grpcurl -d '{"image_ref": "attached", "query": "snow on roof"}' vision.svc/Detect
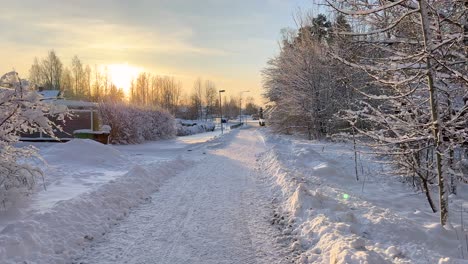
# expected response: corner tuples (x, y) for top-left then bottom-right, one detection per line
(52, 99), (97, 109)
(39, 90), (61, 99)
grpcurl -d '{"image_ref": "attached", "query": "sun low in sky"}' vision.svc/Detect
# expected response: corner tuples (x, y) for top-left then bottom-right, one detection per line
(103, 64), (143, 92)
(0, 0), (314, 101)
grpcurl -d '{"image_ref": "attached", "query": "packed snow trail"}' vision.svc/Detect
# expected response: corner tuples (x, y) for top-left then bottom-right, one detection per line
(76, 128), (290, 264)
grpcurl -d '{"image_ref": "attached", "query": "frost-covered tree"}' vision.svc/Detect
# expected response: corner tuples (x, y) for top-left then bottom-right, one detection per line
(0, 73), (67, 208)
(263, 14), (359, 139)
(327, 0), (467, 225)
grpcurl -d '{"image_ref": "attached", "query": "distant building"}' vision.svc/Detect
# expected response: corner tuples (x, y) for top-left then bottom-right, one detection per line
(21, 86), (98, 142)
(20, 98), (99, 142)
(0, 71), (101, 142)
(37, 87), (64, 100)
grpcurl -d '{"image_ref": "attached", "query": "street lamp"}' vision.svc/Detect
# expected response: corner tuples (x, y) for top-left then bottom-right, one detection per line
(239, 90), (250, 125)
(219, 90), (225, 134)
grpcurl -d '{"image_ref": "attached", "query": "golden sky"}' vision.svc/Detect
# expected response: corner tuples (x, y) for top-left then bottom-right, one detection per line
(0, 0), (316, 102)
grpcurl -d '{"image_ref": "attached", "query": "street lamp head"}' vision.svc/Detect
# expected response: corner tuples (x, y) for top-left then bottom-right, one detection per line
(219, 90), (225, 93)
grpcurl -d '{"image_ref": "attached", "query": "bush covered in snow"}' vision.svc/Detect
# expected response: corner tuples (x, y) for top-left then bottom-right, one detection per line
(98, 100), (176, 144)
(176, 119), (215, 136)
(0, 75), (67, 209)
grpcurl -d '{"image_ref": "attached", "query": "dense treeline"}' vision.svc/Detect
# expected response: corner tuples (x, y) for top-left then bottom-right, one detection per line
(28, 51), (259, 120)
(263, 1), (467, 225)
(263, 14), (368, 139)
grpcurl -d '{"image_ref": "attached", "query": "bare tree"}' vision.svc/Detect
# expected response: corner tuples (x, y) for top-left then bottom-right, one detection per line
(84, 65), (92, 98)
(28, 51), (63, 90)
(193, 78), (204, 120)
(61, 67), (73, 96)
(204, 80), (217, 121)
(243, 96), (258, 115)
(41, 50), (63, 90)
(71, 55), (84, 98)
(93, 64), (102, 101)
(28, 58), (42, 89)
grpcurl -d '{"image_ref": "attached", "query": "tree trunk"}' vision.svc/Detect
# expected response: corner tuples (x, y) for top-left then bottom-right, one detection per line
(307, 123), (312, 140)
(352, 127), (359, 181)
(418, 0), (448, 225)
(422, 177), (437, 213)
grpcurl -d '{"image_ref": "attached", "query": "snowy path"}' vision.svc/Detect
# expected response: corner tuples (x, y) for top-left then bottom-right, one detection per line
(76, 128), (290, 264)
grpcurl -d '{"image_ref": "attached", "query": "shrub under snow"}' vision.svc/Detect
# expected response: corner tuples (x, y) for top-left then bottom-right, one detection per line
(176, 119), (215, 136)
(98, 101), (176, 144)
(0, 76), (67, 209)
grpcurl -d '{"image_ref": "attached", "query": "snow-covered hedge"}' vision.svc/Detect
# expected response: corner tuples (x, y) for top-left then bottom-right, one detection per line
(98, 101), (176, 144)
(176, 119), (215, 136)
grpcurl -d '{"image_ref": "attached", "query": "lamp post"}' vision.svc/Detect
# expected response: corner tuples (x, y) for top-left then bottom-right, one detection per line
(239, 90), (250, 125)
(219, 89), (225, 134)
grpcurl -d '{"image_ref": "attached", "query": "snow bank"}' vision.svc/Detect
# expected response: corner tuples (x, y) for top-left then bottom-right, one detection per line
(176, 119), (216, 136)
(42, 139), (127, 168)
(0, 159), (193, 264)
(258, 132), (468, 264)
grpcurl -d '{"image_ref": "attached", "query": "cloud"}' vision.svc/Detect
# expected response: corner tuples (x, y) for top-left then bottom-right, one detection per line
(0, 0), (306, 101)
(2, 13), (228, 57)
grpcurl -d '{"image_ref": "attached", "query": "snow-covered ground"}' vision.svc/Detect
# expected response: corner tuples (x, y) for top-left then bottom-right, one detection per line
(258, 131), (468, 264)
(0, 129), (230, 263)
(2, 125), (467, 263)
(75, 128), (289, 264)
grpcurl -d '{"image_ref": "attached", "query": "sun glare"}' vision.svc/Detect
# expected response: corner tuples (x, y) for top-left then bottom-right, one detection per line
(102, 63), (143, 93)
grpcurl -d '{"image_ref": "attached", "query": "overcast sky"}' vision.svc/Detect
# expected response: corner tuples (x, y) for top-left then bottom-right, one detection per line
(0, 0), (320, 100)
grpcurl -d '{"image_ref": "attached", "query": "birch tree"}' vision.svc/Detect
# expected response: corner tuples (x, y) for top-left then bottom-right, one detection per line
(326, 0), (467, 225)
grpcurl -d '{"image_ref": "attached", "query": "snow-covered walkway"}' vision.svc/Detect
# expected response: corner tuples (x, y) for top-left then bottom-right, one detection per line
(75, 129), (289, 264)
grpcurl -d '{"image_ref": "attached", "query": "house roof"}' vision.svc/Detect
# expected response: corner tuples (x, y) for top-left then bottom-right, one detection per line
(39, 90), (61, 99)
(52, 99), (97, 109)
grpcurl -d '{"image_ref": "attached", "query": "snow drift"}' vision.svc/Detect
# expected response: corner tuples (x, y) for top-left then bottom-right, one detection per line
(0, 158), (192, 264)
(43, 139), (127, 168)
(258, 131), (468, 264)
